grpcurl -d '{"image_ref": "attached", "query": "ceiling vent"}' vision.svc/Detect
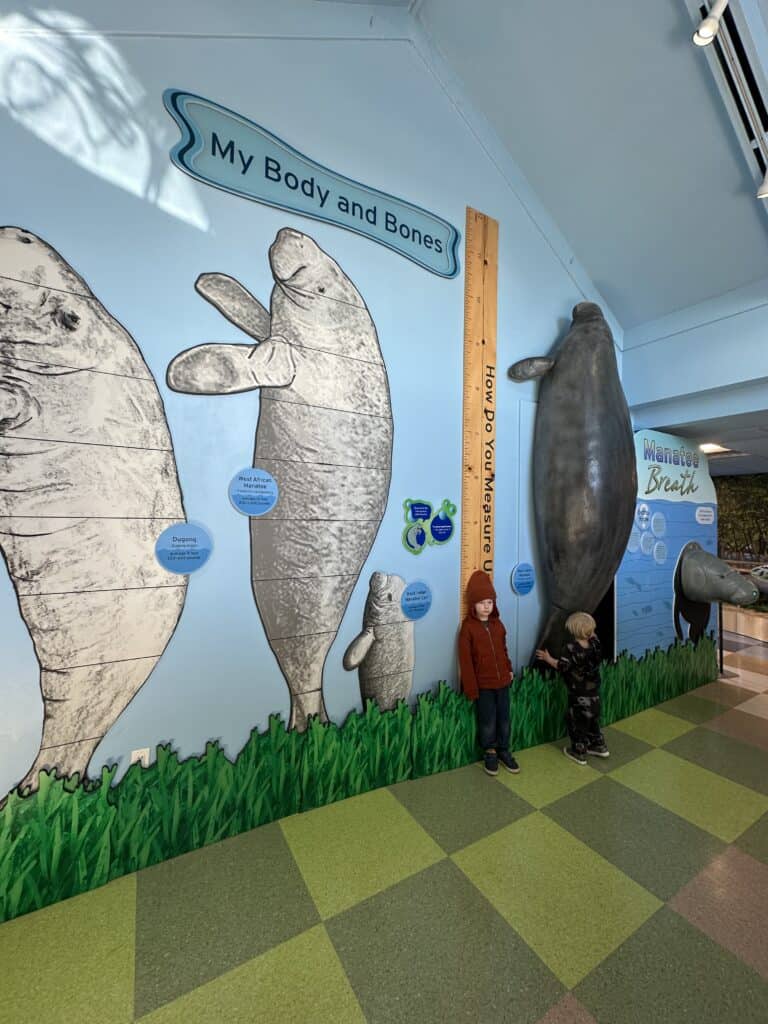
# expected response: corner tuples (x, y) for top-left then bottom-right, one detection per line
(689, 1), (768, 198)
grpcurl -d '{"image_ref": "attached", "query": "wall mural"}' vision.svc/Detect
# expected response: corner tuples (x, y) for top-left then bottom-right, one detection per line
(167, 228), (393, 730)
(714, 474), (768, 564)
(0, 226), (187, 792)
(508, 302), (636, 660)
(343, 571), (414, 710)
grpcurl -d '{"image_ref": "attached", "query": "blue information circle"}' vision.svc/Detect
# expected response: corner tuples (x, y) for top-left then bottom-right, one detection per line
(401, 580), (433, 620)
(430, 511), (454, 543)
(229, 467), (278, 517)
(155, 522), (213, 575)
(511, 562), (536, 596)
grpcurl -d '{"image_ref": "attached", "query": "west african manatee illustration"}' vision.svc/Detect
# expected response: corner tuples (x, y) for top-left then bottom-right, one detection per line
(167, 228), (393, 730)
(343, 572), (414, 709)
(0, 227), (187, 792)
(509, 302), (636, 660)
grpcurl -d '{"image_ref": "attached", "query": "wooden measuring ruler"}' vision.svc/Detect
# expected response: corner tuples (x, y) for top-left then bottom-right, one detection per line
(461, 207), (499, 608)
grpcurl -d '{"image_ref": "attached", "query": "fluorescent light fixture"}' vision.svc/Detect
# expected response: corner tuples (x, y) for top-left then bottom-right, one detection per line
(699, 442), (731, 453)
(758, 169), (768, 199)
(693, 0), (729, 46)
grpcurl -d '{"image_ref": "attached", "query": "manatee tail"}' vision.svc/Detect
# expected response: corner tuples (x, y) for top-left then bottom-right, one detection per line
(530, 607), (571, 668)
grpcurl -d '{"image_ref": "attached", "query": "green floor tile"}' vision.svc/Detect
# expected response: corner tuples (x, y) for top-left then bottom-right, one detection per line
(690, 681), (760, 708)
(494, 742), (601, 808)
(576, 727), (652, 774)
(544, 776), (725, 900)
(136, 925), (365, 1024)
(134, 823), (319, 1018)
(611, 708), (695, 747)
(575, 907), (768, 1023)
(326, 859), (564, 1024)
(280, 787), (444, 919)
(452, 813), (661, 988)
(664, 727), (768, 796)
(0, 876), (135, 1024)
(658, 693), (724, 724)
(611, 749), (768, 842)
(736, 812), (768, 865)
(390, 763), (533, 853)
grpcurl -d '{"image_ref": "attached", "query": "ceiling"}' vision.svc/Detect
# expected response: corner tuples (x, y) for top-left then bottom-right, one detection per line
(658, 409), (768, 474)
(415, 0), (768, 330)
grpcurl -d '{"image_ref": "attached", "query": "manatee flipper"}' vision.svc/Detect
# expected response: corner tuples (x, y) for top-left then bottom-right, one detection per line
(508, 357), (555, 382)
(673, 595), (685, 642)
(167, 339), (296, 394)
(531, 606), (571, 666)
(195, 273), (271, 341)
(343, 628), (375, 670)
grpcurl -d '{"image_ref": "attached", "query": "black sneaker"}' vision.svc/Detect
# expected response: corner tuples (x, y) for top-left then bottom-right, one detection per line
(498, 751), (520, 774)
(483, 751), (499, 776)
(587, 743), (610, 758)
(563, 746), (587, 766)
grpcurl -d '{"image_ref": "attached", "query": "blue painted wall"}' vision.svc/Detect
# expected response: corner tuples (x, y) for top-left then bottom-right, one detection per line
(0, 1), (615, 794)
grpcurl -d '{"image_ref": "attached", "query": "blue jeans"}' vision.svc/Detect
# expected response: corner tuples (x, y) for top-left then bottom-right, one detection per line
(477, 686), (511, 753)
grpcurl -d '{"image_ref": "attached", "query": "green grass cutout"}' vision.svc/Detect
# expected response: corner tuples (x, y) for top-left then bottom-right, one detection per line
(0, 638), (716, 925)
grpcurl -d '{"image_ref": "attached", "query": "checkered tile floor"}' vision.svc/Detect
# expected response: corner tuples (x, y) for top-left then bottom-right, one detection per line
(3, 632), (768, 1023)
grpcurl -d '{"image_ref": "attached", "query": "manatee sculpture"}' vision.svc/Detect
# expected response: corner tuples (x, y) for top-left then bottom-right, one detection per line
(0, 227), (187, 791)
(167, 228), (393, 729)
(343, 572), (414, 709)
(673, 541), (758, 643)
(509, 302), (636, 659)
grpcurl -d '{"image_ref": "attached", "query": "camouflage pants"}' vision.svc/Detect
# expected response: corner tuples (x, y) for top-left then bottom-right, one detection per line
(565, 693), (603, 754)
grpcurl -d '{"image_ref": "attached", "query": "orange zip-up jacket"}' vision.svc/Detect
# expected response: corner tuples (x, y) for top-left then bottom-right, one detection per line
(457, 570), (514, 701)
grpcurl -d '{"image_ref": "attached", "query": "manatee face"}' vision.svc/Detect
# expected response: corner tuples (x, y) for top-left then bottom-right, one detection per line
(364, 571), (407, 626)
(681, 544), (759, 606)
(269, 228), (363, 310)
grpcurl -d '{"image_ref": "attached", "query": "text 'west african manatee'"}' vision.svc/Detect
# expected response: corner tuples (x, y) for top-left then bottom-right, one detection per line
(163, 89), (460, 278)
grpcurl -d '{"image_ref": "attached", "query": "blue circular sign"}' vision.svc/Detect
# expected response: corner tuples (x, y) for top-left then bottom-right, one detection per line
(430, 510), (454, 543)
(155, 522), (213, 575)
(229, 467), (278, 517)
(511, 562), (535, 596)
(401, 580), (433, 620)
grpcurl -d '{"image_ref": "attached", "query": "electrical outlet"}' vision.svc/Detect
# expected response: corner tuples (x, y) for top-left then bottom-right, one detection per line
(130, 748), (150, 769)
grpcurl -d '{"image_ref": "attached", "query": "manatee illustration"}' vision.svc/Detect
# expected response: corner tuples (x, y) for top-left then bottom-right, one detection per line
(167, 228), (393, 730)
(0, 227), (187, 791)
(343, 572), (413, 709)
(673, 541), (758, 643)
(509, 302), (636, 659)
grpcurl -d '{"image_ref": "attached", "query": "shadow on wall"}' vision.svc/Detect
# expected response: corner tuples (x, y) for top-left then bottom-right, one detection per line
(0, 9), (208, 229)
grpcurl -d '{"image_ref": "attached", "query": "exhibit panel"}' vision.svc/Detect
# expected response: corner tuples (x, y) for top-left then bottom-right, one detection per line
(616, 430), (720, 658)
(0, 2), (722, 925)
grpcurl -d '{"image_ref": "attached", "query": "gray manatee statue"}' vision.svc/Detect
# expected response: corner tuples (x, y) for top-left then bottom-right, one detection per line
(0, 227), (187, 792)
(673, 541), (758, 643)
(342, 572), (414, 709)
(167, 228), (393, 730)
(509, 302), (636, 660)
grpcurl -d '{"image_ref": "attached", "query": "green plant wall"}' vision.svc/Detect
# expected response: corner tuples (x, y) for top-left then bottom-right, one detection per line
(0, 639), (717, 926)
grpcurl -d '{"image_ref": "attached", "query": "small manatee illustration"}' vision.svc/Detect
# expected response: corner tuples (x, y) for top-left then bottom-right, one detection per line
(343, 572), (414, 709)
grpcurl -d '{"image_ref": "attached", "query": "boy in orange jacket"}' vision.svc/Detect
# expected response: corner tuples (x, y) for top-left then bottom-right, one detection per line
(458, 570), (520, 777)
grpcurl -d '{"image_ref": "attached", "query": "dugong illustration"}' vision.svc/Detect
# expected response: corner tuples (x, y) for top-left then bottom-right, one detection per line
(509, 302), (636, 659)
(167, 228), (393, 730)
(673, 541), (758, 643)
(343, 572), (414, 709)
(0, 227), (187, 791)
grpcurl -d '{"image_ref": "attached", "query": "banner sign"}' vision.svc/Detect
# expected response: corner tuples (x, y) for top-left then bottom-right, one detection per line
(163, 89), (460, 278)
(616, 430), (718, 659)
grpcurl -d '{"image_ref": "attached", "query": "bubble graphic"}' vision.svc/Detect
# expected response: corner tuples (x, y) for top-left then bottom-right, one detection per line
(627, 528), (641, 554)
(653, 541), (667, 565)
(640, 532), (654, 556)
(635, 503), (651, 531)
(651, 512), (666, 538)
